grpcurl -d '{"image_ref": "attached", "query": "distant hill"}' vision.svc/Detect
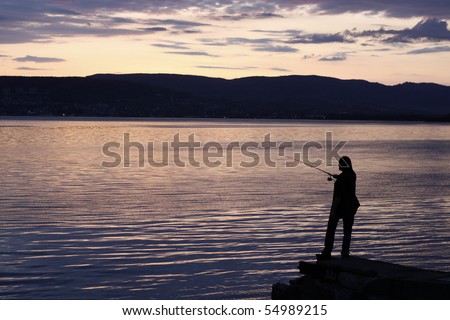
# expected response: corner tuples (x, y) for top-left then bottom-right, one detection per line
(1, 74), (449, 120)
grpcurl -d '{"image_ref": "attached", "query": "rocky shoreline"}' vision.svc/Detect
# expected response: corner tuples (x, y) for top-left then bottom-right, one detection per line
(272, 256), (450, 299)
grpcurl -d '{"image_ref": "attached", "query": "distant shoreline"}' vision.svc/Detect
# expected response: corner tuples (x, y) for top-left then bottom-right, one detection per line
(1, 74), (449, 122)
(1, 115), (449, 124)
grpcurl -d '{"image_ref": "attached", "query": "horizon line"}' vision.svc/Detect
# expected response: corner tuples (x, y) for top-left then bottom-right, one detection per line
(1, 72), (449, 87)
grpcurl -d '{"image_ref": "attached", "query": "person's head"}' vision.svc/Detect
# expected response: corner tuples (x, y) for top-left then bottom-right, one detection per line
(338, 156), (353, 171)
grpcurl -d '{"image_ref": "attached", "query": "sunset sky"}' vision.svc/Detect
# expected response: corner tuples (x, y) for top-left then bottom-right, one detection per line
(1, 1), (450, 85)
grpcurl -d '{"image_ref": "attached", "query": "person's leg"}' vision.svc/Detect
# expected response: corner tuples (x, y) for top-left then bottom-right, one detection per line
(341, 215), (355, 257)
(322, 213), (340, 256)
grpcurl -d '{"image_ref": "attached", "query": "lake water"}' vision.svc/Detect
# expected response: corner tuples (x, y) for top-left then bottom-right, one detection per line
(1, 117), (449, 299)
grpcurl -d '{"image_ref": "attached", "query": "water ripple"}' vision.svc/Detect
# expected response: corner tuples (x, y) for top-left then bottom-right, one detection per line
(1, 119), (449, 299)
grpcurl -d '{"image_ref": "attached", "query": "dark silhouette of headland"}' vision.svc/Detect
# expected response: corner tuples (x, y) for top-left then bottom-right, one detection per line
(1, 74), (449, 121)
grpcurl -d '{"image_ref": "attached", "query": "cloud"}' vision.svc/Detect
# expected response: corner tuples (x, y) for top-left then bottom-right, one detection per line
(1, 1), (450, 46)
(255, 12), (283, 19)
(354, 18), (450, 43)
(386, 18), (450, 42)
(0, 29), (45, 44)
(141, 27), (168, 33)
(0, 3), (211, 43)
(252, 18), (450, 47)
(4, 1), (448, 19)
(253, 45), (298, 53)
(303, 54), (321, 60)
(109, 17), (137, 24)
(319, 53), (347, 61)
(200, 37), (298, 53)
(270, 67), (291, 72)
(211, 1), (283, 20)
(251, 28), (355, 45)
(165, 51), (218, 57)
(198, 38), (228, 46)
(152, 42), (190, 50)
(0, 15), (173, 43)
(406, 45), (450, 55)
(46, 8), (82, 16)
(215, 12), (284, 21)
(176, 29), (203, 34)
(14, 55), (65, 63)
(287, 31), (354, 44)
(147, 19), (210, 29)
(2, 1), (450, 27)
(199, 37), (273, 47)
(16, 67), (49, 70)
(285, 1), (450, 19)
(226, 37), (273, 45)
(33, 25), (162, 38)
(251, 29), (301, 36)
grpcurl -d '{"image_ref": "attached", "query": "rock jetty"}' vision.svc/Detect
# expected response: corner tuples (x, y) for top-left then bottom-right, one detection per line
(272, 257), (450, 299)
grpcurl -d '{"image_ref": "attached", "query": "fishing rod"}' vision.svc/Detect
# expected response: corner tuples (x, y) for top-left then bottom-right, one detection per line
(282, 156), (336, 181)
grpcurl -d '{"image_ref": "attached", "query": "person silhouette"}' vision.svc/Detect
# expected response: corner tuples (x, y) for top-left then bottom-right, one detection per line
(317, 156), (360, 260)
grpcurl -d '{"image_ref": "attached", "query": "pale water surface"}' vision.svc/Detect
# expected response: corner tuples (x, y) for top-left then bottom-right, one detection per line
(1, 118), (449, 299)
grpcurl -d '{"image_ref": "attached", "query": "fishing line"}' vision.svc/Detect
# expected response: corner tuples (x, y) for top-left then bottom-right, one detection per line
(279, 156), (336, 181)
